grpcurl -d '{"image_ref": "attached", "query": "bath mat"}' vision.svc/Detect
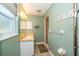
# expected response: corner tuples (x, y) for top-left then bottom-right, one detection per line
(37, 44), (49, 53)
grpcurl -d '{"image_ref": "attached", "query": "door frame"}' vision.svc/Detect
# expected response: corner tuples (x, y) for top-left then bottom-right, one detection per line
(44, 16), (49, 44)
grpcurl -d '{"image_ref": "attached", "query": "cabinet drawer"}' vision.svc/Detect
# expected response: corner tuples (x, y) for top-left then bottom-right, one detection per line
(20, 41), (34, 46)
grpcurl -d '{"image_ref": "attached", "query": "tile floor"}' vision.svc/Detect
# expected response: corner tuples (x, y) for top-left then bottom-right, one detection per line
(34, 43), (53, 56)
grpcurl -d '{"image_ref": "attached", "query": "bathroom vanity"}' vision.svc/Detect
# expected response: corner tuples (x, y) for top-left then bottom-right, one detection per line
(20, 33), (34, 56)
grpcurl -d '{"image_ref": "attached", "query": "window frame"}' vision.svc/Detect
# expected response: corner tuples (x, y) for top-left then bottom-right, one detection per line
(0, 4), (18, 41)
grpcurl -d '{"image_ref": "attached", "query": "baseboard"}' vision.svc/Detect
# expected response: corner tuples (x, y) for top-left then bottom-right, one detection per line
(35, 42), (44, 45)
(35, 42), (54, 56)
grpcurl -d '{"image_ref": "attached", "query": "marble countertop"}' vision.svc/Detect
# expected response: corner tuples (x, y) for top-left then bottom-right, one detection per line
(20, 33), (34, 42)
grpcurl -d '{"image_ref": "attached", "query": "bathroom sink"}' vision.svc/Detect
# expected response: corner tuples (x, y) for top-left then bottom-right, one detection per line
(20, 33), (34, 42)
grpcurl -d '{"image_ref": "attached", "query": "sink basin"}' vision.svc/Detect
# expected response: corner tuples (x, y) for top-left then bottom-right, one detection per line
(20, 33), (34, 42)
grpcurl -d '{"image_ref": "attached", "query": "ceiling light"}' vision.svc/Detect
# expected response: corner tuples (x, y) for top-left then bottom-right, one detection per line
(20, 11), (27, 20)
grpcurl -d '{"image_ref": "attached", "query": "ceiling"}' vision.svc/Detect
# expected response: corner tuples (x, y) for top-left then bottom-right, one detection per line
(1, 3), (17, 15)
(22, 3), (52, 16)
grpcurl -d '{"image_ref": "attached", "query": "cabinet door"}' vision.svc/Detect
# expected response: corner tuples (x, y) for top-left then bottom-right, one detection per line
(20, 41), (34, 56)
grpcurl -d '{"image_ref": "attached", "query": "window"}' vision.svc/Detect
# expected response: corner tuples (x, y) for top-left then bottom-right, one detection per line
(0, 4), (18, 41)
(0, 14), (12, 33)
